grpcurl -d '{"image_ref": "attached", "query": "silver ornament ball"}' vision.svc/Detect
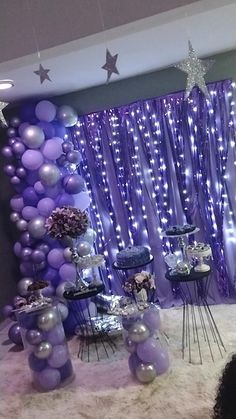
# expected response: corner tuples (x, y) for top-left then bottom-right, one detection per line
(34, 341), (52, 359)
(136, 363), (157, 383)
(37, 309), (58, 331)
(28, 216), (46, 239)
(39, 163), (60, 187)
(26, 329), (43, 345)
(17, 277), (33, 296)
(128, 321), (150, 343)
(77, 241), (92, 257)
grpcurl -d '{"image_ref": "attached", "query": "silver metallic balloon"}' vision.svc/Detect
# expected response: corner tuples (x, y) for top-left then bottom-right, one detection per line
(128, 321), (150, 343)
(57, 105), (78, 127)
(34, 341), (52, 359)
(63, 247), (72, 262)
(7, 127), (16, 138)
(10, 212), (20, 223)
(136, 363), (157, 383)
(10, 116), (21, 128)
(17, 277), (33, 296)
(77, 241), (92, 257)
(125, 336), (137, 353)
(22, 125), (45, 149)
(26, 329), (43, 345)
(28, 216), (46, 239)
(39, 163), (60, 186)
(37, 309), (58, 331)
(16, 219), (28, 232)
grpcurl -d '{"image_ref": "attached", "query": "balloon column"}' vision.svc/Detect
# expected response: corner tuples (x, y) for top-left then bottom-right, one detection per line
(123, 305), (169, 383)
(1, 100), (96, 339)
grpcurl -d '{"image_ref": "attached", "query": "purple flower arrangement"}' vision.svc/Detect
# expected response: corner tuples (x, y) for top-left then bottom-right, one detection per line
(123, 271), (156, 294)
(45, 206), (89, 239)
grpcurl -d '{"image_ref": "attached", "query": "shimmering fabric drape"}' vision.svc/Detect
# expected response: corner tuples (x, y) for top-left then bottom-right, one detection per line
(71, 79), (236, 307)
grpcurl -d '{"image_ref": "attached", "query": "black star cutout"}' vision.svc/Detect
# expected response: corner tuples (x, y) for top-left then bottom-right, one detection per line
(34, 64), (52, 84)
(102, 49), (119, 83)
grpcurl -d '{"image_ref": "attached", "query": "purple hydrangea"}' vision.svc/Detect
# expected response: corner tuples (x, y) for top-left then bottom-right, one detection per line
(45, 206), (89, 238)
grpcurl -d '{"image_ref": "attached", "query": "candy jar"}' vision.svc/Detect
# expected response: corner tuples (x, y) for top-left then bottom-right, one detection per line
(16, 285), (74, 392)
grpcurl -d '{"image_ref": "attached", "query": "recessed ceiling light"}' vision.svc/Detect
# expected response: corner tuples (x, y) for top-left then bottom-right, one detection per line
(0, 80), (14, 90)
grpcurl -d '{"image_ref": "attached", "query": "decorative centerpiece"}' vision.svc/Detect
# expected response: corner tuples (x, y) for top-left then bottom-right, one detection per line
(123, 271), (156, 308)
(186, 242), (212, 272)
(15, 282), (74, 392)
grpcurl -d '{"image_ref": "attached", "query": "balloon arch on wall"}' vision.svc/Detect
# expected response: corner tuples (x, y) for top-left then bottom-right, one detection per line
(1, 100), (96, 343)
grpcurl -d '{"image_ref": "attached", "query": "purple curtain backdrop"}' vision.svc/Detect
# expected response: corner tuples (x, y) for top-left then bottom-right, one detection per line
(70, 79), (236, 307)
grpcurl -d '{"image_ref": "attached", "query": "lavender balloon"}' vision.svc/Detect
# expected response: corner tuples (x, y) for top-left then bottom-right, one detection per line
(35, 100), (56, 122)
(34, 181), (45, 195)
(137, 338), (161, 364)
(34, 367), (61, 391)
(42, 138), (63, 160)
(46, 324), (65, 345)
(4, 164), (15, 176)
(16, 167), (26, 179)
(48, 249), (65, 269)
(28, 353), (47, 372)
(37, 197), (55, 217)
(59, 263), (76, 282)
(2, 146), (13, 158)
(11, 176), (20, 185)
(10, 195), (24, 212)
(23, 186), (39, 206)
(154, 347), (169, 375)
(21, 149), (44, 170)
(21, 247), (32, 261)
(22, 206), (39, 220)
(143, 306), (161, 334)
(10, 212), (20, 222)
(12, 141), (25, 155)
(48, 344), (69, 368)
(66, 150), (81, 164)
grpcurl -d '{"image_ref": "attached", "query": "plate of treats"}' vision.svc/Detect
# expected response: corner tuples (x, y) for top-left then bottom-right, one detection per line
(113, 245), (153, 270)
(163, 224), (199, 237)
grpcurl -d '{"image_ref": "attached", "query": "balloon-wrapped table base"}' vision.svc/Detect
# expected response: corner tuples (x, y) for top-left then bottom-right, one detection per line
(122, 304), (169, 384)
(64, 287), (118, 362)
(16, 301), (75, 392)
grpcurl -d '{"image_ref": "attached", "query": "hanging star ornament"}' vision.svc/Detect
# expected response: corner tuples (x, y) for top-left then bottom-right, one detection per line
(34, 63), (51, 84)
(102, 49), (119, 83)
(175, 41), (214, 100)
(0, 101), (8, 126)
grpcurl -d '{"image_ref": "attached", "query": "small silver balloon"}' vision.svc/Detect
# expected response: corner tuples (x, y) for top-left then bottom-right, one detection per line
(37, 309), (58, 331)
(77, 241), (92, 257)
(10, 212), (20, 223)
(22, 125), (45, 149)
(26, 329), (43, 345)
(57, 105), (78, 127)
(125, 336), (136, 354)
(39, 163), (60, 186)
(58, 302), (69, 321)
(129, 321), (150, 343)
(63, 247), (72, 262)
(28, 216), (46, 239)
(34, 341), (52, 359)
(17, 277), (33, 296)
(136, 363), (157, 383)
(16, 219), (28, 232)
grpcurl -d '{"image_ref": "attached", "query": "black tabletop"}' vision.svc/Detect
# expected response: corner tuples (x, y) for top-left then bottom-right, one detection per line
(112, 255), (154, 271)
(165, 268), (211, 283)
(63, 283), (105, 301)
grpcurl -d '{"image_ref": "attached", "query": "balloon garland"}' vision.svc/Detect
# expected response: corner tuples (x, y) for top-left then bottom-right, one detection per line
(1, 100), (96, 341)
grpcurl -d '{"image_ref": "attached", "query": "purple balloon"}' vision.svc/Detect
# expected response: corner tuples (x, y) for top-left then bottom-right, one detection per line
(12, 141), (25, 155)
(154, 347), (169, 376)
(48, 344), (69, 368)
(66, 150), (81, 164)
(63, 174), (84, 194)
(42, 138), (63, 160)
(18, 122), (29, 137)
(143, 306), (161, 333)
(2, 146), (13, 158)
(21, 247), (33, 261)
(8, 138), (16, 146)
(52, 121), (66, 138)
(2, 304), (13, 319)
(122, 314), (142, 331)
(10, 116), (21, 128)
(136, 338), (161, 363)
(37, 121), (55, 139)
(62, 142), (73, 153)
(37, 197), (55, 217)
(74, 191), (90, 211)
(42, 284), (55, 297)
(56, 193), (74, 207)
(16, 167), (26, 179)
(28, 352), (46, 372)
(56, 155), (67, 167)
(21, 149), (44, 170)
(48, 249), (65, 269)
(46, 324), (65, 345)
(34, 367), (61, 391)
(31, 249), (45, 263)
(44, 267), (59, 287)
(34, 181), (45, 195)
(8, 323), (23, 346)
(7, 127), (17, 138)
(10, 195), (24, 212)
(26, 170), (39, 186)
(4, 164), (15, 176)
(23, 186), (39, 206)
(20, 261), (35, 276)
(10, 175), (20, 185)
(22, 206), (39, 221)
(34, 260), (46, 272)
(128, 353), (141, 376)
(59, 360), (73, 381)
(59, 263), (76, 282)
(36, 243), (50, 254)
(20, 232), (34, 246)
(14, 241), (22, 257)
(35, 100), (57, 122)
(45, 184), (60, 199)
(19, 312), (36, 329)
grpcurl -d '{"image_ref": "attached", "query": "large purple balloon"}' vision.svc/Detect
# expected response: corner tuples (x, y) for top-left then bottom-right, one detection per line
(63, 174), (84, 194)
(56, 193), (74, 207)
(128, 353), (141, 376)
(48, 249), (65, 269)
(28, 353), (47, 372)
(22, 206), (39, 221)
(23, 187), (39, 206)
(59, 263), (76, 282)
(46, 324), (65, 345)
(154, 347), (169, 376)
(4, 164), (15, 176)
(35, 100), (57, 122)
(143, 306), (161, 333)
(48, 344), (69, 368)
(8, 323), (23, 346)
(37, 197), (55, 217)
(137, 338), (161, 363)
(34, 367), (61, 391)
(10, 195), (24, 212)
(42, 138), (63, 160)
(21, 149), (44, 170)
(37, 121), (55, 139)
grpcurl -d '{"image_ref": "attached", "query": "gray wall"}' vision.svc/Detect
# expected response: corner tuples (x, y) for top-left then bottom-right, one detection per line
(1, 47), (236, 318)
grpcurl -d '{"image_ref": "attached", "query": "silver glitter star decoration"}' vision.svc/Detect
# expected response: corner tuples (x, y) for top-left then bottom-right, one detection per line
(102, 49), (119, 83)
(34, 64), (51, 84)
(0, 101), (8, 126)
(175, 41), (214, 100)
